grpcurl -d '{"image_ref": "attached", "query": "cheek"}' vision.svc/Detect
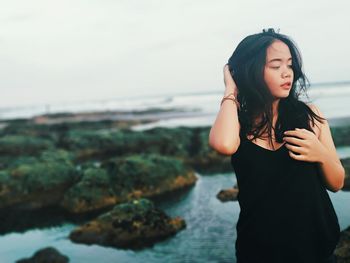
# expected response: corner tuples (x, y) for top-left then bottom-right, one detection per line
(263, 71), (277, 90)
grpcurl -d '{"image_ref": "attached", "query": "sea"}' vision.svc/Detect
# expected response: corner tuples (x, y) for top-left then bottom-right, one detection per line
(0, 83), (350, 263)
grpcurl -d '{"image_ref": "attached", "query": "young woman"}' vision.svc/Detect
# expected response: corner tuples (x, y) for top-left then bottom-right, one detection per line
(209, 28), (345, 263)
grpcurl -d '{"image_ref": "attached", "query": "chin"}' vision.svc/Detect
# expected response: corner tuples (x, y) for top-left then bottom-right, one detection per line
(277, 90), (291, 98)
(273, 94), (290, 101)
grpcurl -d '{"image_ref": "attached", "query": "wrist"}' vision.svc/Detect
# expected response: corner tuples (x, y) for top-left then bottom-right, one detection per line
(224, 88), (237, 97)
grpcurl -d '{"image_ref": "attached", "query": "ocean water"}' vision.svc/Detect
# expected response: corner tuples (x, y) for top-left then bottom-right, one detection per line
(0, 84), (349, 262)
(1, 83), (350, 123)
(0, 172), (349, 263)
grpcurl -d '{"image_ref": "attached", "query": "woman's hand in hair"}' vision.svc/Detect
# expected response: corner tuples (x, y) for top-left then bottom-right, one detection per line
(282, 128), (327, 163)
(223, 64), (238, 97)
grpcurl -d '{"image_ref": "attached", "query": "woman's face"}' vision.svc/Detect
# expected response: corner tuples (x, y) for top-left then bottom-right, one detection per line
(264, 40), (294, 100)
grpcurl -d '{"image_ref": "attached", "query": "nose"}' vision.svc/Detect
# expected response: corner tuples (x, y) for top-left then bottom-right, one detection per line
(282, 69), (291, 78)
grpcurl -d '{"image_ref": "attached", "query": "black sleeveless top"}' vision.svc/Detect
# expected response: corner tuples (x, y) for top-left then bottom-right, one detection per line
(231, 135), (340, 263)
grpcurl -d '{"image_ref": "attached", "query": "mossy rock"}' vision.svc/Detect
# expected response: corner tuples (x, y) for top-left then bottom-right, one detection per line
(16, 247), (69, 263)
(62, 154), (197, 214)
(341, 158), (350, 191)
(0, 150), (79, 210)
(63, 130), (145, 160)
(61, 167), (117, 213)
(331, 126), (350, 147)
(0, 135), (54, 156)
(69, 198), (186, 249)
(186, 127), (233, 174)
(62, 127), (194, 161)
(103, 153), (197, 197)
(334, 225), (350, 263)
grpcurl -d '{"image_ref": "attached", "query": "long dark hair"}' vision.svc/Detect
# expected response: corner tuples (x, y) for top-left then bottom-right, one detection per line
(227, 28), (325, 149)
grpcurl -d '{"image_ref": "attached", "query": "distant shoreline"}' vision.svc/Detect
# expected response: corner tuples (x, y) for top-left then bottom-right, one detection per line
(328, 116), (350, 127)
(1, 108), (349, 129)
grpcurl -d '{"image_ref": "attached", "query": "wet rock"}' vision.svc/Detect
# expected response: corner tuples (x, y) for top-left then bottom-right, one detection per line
(69, 198), (186, 249)
(61, 167), (118, 213)
(344, 176), (350, 191)
(16, 247), (69, 263)
(216, 186), (239, 202)
(186, 127), (233, 174)
(62, 154), (197, 214)
(59, 126), (233, 175)
(0, 135), (54, 156)
(335, 226), (350, 263)
(64, 127), (194, 161)
(331, 126), (350, 147)
(341, 158), (350, 191)
(104, 153), (197, 198)
(0, 150), (79, 210)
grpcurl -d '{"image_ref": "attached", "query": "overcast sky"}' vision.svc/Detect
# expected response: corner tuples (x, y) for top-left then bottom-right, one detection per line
(0, 0), (349, 107)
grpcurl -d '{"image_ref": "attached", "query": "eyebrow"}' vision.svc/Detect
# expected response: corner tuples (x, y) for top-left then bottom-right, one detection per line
(268, 57), (292, 63)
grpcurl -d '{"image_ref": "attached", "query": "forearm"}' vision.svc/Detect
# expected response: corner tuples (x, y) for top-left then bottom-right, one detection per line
(209, 88), (240, 155)
(318, 154), (345, 192)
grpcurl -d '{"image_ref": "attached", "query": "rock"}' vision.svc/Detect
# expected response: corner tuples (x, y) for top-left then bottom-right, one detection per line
(0, 135), (54, 156)
(341, 158), (350, 191)
(62, 126), (235, 175)
(61, 154), (197, 214)
(61, 167), (118, 213)
(69, 198), (186, 249)
(104, 153), (197, 200)
(0, 150), (79, 210)
(186, 127), (233, 174)
(331, 126), (350, 147)
(16, 247), (69, 263)
(335, 226), (350, 263)
(216, 186), (239, 202)
(63, 127), (194, 161)
(344, 176), (350, 191)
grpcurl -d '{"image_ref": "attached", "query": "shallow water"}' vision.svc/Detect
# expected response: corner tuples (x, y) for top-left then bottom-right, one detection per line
(0, 172), (349, 263)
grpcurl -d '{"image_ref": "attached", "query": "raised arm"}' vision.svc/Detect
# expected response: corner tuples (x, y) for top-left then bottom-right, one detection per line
(208, 65), (241, 155)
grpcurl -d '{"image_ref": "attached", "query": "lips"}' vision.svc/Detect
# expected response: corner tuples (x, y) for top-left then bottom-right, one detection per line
(281, 82), (291, 88)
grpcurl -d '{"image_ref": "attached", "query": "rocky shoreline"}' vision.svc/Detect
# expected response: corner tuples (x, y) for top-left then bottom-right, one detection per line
(1, 110), (349, 262)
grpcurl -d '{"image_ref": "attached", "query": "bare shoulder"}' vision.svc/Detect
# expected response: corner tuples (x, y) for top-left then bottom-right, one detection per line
(306, 103), (327, 139)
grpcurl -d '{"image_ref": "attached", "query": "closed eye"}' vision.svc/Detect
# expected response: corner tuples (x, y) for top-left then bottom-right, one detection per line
(271, 65), (293, 69)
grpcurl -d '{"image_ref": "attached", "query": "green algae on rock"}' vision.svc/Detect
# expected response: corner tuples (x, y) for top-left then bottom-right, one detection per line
(341, 158), (350, 191)
(334, 226), (350, 263)
(61, 154), (197, 214)
(69, 198), (186, 249)
(0, 150), (79, 210)
(61, 167), (118, 214)
(0, 135), (54, 156)
(104, 153), (197, 199)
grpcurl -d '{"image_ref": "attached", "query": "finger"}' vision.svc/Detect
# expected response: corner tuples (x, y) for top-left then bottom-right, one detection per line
(296, 128), (313, 134)
(283, 129), (307, 139)
(283, 136), (305, 146)
(288, 150), (305, 161)
(285, 143), (306, 154)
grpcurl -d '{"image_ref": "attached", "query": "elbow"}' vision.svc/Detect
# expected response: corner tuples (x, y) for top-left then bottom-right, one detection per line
(337, 166), (346, 192)
(208, 133), (239, 156)
(329, 168), (346, 193)
(215, 143), (238, 155)
(329, 185), (343, 193)
(337, 168), (346, 192)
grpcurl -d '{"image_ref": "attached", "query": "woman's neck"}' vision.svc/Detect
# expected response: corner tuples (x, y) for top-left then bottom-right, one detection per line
(272, 99), (280, 117)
